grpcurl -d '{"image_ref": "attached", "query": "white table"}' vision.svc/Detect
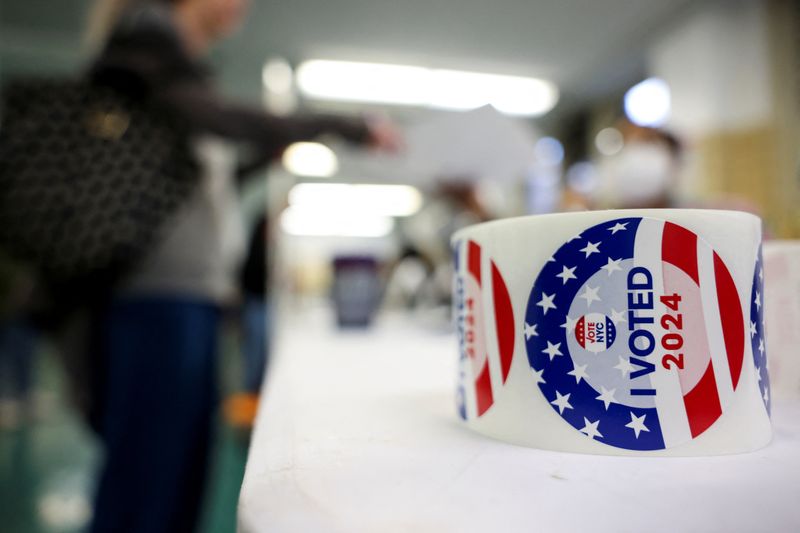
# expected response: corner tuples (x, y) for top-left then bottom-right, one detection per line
(238, 309), (800, 533)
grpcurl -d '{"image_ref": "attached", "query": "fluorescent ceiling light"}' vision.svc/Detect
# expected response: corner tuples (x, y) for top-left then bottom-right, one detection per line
(624, 78), (671, 127)
(296, 60), (559, 116)
(282, 142), (338, 177)
(288, 183), (423, 217)
(297, 61), (429, 106)
(262, 57), (294, 93)
(281, 206), (395, 237)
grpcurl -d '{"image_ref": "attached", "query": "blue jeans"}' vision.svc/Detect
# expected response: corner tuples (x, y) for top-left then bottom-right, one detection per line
(0, 318), (36, 404)
(242, 296), (270, 394)
(90, 296), (219, 533)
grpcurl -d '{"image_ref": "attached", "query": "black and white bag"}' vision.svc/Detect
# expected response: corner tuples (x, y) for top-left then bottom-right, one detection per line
(0, 78), (199, 292)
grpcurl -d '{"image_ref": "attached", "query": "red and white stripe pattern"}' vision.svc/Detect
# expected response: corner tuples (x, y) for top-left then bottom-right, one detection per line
(458, 240), (515, 419)
(635, 219), (744, 446)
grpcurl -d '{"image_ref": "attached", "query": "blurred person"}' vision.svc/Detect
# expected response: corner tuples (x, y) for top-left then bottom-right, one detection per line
(224, 214), (271, 429)
(591, 121), (766, 224)
(82, 1), (399, 532)
(383, 245), (436, 310)
(402, 181), (492, 265)
(397, 181), (492, 313)
(594, 121), (683, 209)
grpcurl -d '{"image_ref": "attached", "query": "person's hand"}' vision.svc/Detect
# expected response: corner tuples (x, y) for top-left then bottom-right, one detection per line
(365, 114), (403, 153)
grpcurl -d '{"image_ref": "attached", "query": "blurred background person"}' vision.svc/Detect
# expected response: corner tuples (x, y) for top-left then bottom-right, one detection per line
(388, 181), (494, 318)
(73, 1), (400, 532)
(590, 119), (766, 220)
(223, 214), (272, 430)
(593, 121), (684, 209)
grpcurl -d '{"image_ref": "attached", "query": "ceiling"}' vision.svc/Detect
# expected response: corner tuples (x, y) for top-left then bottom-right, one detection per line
(1, 0), (701, 121)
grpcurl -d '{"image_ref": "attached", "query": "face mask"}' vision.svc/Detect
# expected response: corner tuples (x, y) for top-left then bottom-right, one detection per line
(596, 143), (675, 208)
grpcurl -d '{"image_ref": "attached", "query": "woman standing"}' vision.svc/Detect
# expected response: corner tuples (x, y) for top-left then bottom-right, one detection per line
(85, 1), (398, 532)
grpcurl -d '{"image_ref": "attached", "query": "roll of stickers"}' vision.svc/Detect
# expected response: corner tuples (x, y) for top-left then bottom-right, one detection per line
(452, 209), (771, 456)
(762, 240), (800, 398)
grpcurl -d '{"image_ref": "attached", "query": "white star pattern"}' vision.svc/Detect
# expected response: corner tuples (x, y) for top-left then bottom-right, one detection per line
(542, 341), (563, 360)
(531, 367), (546, 385)
(567, 233), (582, 242)
(556, 265), (578, 284)
(568, 363), (589, 384)
(561, 315), (578, 333)
(550, 391), (573, 414)
(607, 222), (628, 234)
(579, 241), (601, 258)
(578, 285), (601, 307)
(625, 412), (650, 438)
(524, 322), (539, 340)
(595, 386), (617, 410)
(614, 356), (635, 377)
(536, 293), (557, 315)
(750, 255), (770, 413)
(609, 309), (627, 325)
(579, 417), (603, 440)
(600, 257), (623, 276)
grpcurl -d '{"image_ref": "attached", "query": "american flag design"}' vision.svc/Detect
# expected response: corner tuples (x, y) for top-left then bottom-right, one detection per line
(455, 239), (515, 420)
(750, 246), (771, 414)
(525, 217), (746, 450)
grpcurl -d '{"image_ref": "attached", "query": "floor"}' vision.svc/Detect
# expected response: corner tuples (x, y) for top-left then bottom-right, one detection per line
(0, 332), (250, 533)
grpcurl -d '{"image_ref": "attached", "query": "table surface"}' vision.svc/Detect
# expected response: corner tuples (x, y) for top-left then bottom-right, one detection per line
(238, 309), (800, 533)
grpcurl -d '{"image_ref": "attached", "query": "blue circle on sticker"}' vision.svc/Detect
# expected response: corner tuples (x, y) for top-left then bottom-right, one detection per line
(524, 217), (745, 451)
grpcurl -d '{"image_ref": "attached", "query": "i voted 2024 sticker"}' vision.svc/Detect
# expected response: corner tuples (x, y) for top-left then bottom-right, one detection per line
(524, 218), (745, 451)
(454, 240), (515, 420)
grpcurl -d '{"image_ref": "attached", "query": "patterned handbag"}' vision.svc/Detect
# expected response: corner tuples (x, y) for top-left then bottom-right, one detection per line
(0, 78), (200, 291)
